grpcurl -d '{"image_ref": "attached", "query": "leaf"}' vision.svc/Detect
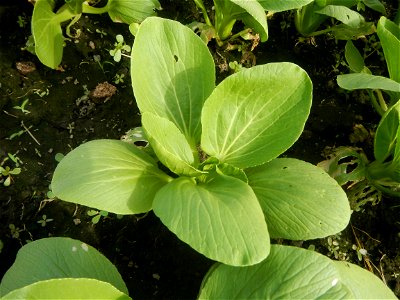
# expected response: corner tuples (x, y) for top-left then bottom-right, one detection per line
(259, 0), (314, 12)
(344, 40), (365, 73)
(153, 175), (270, 266)
(374, 101), (400, 162)
(377, 16), (400, 83)
(51, 139), (171, 215)
(295, 2), (329, 36)
(32, 0), (74, 68)
(1, 279), (131, 300)
(131, 17), (215, 147)
(229, 0), (269, 42)
(107, 0), (161, 24)
(0, 237), (128, 296)
(247, 158), (351, 239)
(141, 112), (204, 176)
(199, 244), (396, 299)
(315, 5), (365, 27)
(362, 0), (386, 14)
(333, 260), (397, 299)
(337, 73), (400, 92)
(201, 62), (312, 169)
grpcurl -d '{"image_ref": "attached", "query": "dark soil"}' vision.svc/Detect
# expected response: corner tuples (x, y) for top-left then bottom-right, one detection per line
(0, 1), (399, 299)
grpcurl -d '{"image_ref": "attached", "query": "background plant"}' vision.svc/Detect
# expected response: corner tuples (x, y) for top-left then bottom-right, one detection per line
(337, 16), (400, 116)
(192, 0), (314, 45)
(31, 0), (160, 68)
(0, 237), (131, 299)
(295, 0), (385, 39)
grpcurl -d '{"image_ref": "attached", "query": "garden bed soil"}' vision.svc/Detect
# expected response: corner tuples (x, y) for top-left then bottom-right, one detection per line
(0, 1), (399, 299)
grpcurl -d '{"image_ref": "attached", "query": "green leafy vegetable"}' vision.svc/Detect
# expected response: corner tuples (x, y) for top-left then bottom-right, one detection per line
(52, 17), (351, 267)
(199, 245), (396, 299)
(0, 237), (129, 297)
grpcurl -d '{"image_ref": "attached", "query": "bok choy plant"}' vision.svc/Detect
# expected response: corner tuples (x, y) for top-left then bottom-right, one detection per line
(1, 239), (395, 299)
(31, 0), (161, 68)
(0, 237), (131, 299)
(319, 100), (400, 200)
(295, 0), (385, 39)
(198, 244), (396, 299)
(51, 17), (351, 267)
(337, 16), (400, 116)
(192, 0), (313, 45)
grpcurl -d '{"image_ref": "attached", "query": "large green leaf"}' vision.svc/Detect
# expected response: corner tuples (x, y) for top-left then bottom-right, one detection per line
(247, 158), (350, 239)
(337, 73), (400, 92)
(344, 40), (366, 73)
(333, 260), (397, 299)
(199, 245), (396, 299)
(374, 101), (400, 162)
(0, 237), (128, 296)
(153, 175), (270, 266)
(229, 0), (269, 42)
(2, 279), (131, 300)
(107, 0), (161, 24)
(315, 5), (365, 27)
(259, 0), (314, 12)
(141, 112), (204, 176)
(32, 0), (75, 69)
(377, 16), (400, 83)
(131, 17), (215, 147)
(201, 63), (312, 169)
(51, 139), (171, 214)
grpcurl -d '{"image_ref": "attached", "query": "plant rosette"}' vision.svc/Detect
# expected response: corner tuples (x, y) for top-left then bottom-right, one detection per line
(51, 17), (351, 267)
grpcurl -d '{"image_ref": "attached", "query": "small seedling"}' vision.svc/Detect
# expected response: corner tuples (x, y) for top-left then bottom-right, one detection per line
(9, 224), (23, 239)
(95, 28), (107, 38)
(109, 35), (131, 62)
(37, 215), (54, 227)
(13, 99), (30, 114)
(17, 15), (27, 28)
(113, 73), (125, 84)
(0, 166), (21, 186)
(87, 209), (108, 224)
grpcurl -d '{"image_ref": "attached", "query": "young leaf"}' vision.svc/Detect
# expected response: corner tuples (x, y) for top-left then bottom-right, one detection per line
(315, 5), (365, 27)
(362, 0), (386, 14)
(107, 0), (161, 24)
(344, 40), (365, 73)
(141, 112), (204, 176)
(51, 139), (171, 215)
(201, 63), (312, 169)
(259, 0), (314, 12)
(32, 0), (75, 68)
(131, 17), (215, 147)
(153, 175), (270, 266)
(377, 16), (400, 83)
(247, 158), (351, 239)
(1, 279), (131, 300)
(337, 73), (400, 92)
(229, 0), (269, 41)
(0, 237), (128, 296)
(199, 245), (396, 299)
(374, 101), (400, 162)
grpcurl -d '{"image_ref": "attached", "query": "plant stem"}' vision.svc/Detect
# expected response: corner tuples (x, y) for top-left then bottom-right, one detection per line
(193, 0), (212, 27)
(227, 28), (252, 43)
(368, 90), (385, 116)
(375, 89), (388, 112)
(54, 5), (77, 24)
(81, 2), (109, 15)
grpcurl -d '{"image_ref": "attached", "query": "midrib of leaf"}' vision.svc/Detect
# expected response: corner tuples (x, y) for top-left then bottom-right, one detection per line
(219, 80), (304, 160)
